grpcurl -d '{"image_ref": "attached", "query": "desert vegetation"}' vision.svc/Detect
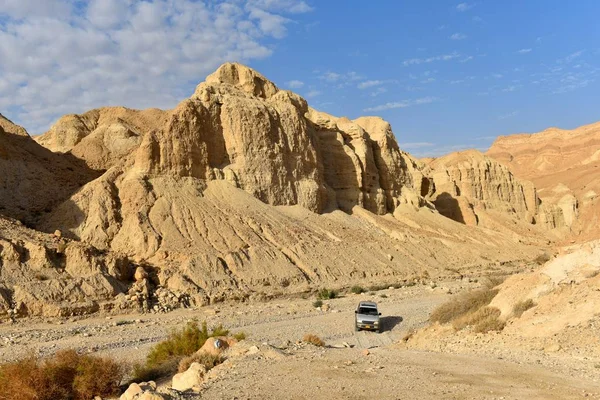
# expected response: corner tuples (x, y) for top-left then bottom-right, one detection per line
(302, 334), (325, 347)
(317, 288), (338, 300)
(429, 282), (504, 332)
(512, 299), (536, 318)
(0, 350), (123, 400)
(133, 320), (229, 382)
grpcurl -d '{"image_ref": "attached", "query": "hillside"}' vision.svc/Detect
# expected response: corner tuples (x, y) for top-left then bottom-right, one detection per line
(487, 121), (600, 241)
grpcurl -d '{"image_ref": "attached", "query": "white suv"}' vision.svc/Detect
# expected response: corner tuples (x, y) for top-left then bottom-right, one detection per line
(354, 301), (382, 333)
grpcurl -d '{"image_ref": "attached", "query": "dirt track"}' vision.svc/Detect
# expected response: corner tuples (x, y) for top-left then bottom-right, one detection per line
(1, 281), (599, 399)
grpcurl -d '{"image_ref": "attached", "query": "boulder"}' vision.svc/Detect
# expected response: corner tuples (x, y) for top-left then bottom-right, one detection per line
(172, 362), (206, 392)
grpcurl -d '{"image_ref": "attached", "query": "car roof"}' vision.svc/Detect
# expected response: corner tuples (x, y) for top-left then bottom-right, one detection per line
(358, 301), (377, 308)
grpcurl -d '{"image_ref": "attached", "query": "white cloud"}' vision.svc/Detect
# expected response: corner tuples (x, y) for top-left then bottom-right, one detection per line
(0, 0), (312, 133)
(286, 80), (304, 88)
(363, 97), (438, 112)
(460, 56), (474, 63)
(456, 2), (474, 12)
(498, 111), (519, 119)
(450, 33), (467, 40)
(492, 73), (504, 79)
(517, 48), (532, 54)
(305, 90), (321, 98)
(557, 50), (585, 64)
(321, 72), (342, 82)
(371, 87), (387, 97)
(403, 52), (460, 66)
(502, 85), (522, 92)
(357, 80), (384, 89)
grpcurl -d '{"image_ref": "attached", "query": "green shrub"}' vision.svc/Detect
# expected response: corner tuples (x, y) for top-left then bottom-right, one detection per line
(233, 331), (247, 341)
(317, 288), (337, 300)
(312, 299), (323, 308)
(133, 321), (229, 383)
(350, 285), (365, 294)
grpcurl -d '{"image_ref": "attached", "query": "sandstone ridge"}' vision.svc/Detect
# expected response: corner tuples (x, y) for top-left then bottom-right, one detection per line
(487, 121), (600, 241)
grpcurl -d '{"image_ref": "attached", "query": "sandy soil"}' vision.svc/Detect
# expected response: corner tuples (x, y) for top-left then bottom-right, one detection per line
(1, 281), (598, 399)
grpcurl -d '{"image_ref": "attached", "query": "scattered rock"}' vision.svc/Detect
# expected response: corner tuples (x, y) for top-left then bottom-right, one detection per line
(172, 362), (206, 392)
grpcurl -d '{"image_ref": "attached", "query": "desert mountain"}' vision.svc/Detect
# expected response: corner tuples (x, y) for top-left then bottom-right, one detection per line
(487, 121), (600, 241)
(0, 114), (98, 225)
(1, 63), (551, 317)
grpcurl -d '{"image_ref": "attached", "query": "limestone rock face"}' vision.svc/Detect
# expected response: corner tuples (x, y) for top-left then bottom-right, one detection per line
(487, 121), (600, 240)
(425, 150), (539, 226)
(35, 107), (168, 170)
(0, 216), (129, 317)
(0, 115), (98, 225)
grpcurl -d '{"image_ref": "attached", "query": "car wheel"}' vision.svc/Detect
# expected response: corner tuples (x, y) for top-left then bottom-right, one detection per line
(355, 324), (359, 332)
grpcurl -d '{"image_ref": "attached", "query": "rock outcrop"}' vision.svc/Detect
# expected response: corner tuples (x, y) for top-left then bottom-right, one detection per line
(424, 150), (539, 226)
(0, 115), (98, 225)
(35, 107), (168, 170)
(487, 121), (600, 240)
(0, 215), (131, 317)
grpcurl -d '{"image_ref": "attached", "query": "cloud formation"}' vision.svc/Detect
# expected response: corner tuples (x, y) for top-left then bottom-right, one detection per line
(286, 80), (305, 88)
(403, 52), (460, 66)
(450, 33), (467, 40)
(363, 97), (438, 112)
(0, 0), (312, 133)
(456, 2), (474, 12)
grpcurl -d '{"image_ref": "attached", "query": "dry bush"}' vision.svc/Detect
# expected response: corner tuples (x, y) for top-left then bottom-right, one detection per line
(131, 359), (178, 384)
(484, 275), (506, 289)
(368, 283), (390, 291)
(512, 299), (535, 318)
(233, 331), (247, 341)
(178, 352), (223, 373)
(0, 350), (122, 400)
(534, 252), (551, 265)
(430, 287), (499, 324)
(302, 334), (325, 347)
(452, 306), (505, 333)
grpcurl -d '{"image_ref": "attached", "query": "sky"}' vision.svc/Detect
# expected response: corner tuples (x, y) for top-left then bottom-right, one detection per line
(1, 0), (599, 157)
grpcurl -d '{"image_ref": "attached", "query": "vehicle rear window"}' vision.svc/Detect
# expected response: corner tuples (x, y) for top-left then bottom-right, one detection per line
(358, 307), (378, 315)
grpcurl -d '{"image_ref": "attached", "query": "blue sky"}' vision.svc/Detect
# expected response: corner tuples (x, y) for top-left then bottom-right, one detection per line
(1, 1), (599, 157)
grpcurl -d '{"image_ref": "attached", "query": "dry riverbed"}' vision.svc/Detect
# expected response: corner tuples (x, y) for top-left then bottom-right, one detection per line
(1, 280), (599, 399)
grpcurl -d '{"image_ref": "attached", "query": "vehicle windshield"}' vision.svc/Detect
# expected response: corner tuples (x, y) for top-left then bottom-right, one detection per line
(358, 307), (378, 316)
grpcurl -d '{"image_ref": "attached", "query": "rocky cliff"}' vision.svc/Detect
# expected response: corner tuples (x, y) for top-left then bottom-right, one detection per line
(424, 150), (539, 227)
(0, 114), (98, 225)
(487, 121), (600, 240)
